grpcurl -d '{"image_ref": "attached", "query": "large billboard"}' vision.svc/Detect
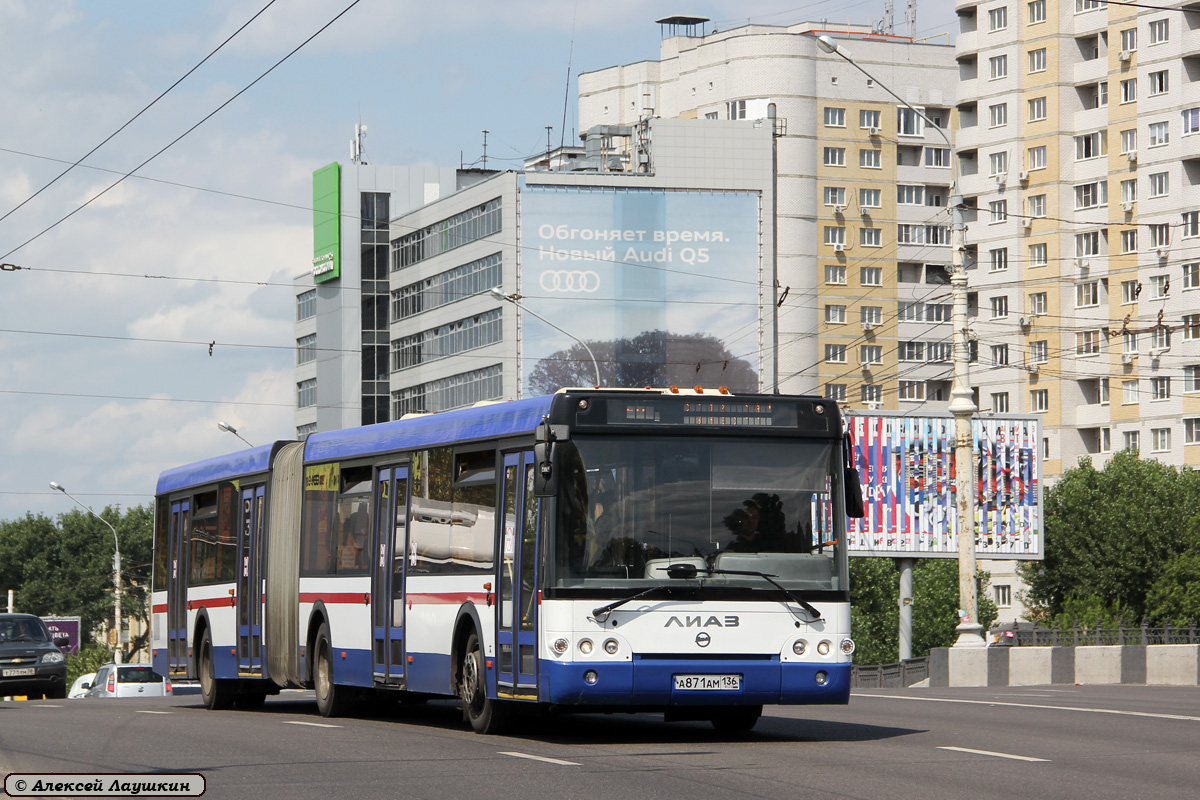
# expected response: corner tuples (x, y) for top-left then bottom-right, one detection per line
(312, 162), (341, 284)
(518, 186), (762, 394)
(846, 415), (1042, 560)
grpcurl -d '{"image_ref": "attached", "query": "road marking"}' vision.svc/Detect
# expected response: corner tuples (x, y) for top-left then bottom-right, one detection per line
(29, 704), (64, 708)
(939, 746), (1049, 762)
(136, 710), (172, 714)
(857, 693), (1200, 722)
(500, 751), (580, 766)
(283, 721), (342, 728)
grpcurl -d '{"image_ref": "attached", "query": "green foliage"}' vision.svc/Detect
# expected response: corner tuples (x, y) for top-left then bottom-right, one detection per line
(0, 505), (153, 661)
(67, 644), (113, 686)
(1145, 545), (1200, 625)
(850, 558), (998, 664)
(1022, 451), (1200, 623)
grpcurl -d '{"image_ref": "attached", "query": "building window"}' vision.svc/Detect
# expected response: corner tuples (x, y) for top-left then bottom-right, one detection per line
(393, 198), (501, 270)
(1028, 48), (1046, 72)
(1120, 79), (1137, 104)
(1149, 121), (1169, 147)
(825, 384), (847, 401)
(826, 305), (846, 324)
(897, 107), (926, 136)
(989, 103), (1009, 128)
(862, 385), (882, 404)
(297, 289), (317, 321)
(991, 344), (1010, 366)
(1183, 262), (1200, 289)
(1184, 108), (1200, 136)
(990, 248), (1009, 272)
(1029, 243), (1047, 267)
(1149, 18), (1169, 45)
(297, 378), (317, 409)
(1076, 330), (1101, 355)
(1121, 129), (1137, 154)
(1183, 314), (1200, 341)
(1123, 379), (1139, 404)
(1075, 231), (1101, 258)
(392, 364), (503, 416)
(860, 345), (883, 364)
(1028, 145), (1046, 170)
(1152, 428), (1171, 452)
(859, 188), (882, 208)
(1028, 97), (1046, 121)
(727, 100), (747, 119)
(860, 109), (881, 129)
(824, 226), (846, 246)
(989, 152), (1009, 176)
(1121, 230), (1138, 254)
(1124, 431), (1140, 452)
(391, 309), (503, 371)
(1076, 281), (1099, 308)
(990, 55), (1009, 80)
(899, 341), (926, 362)
(1031, 389), (1048, 412)
(989, 6), (1008, 30)
(898, 184), (925, 205)
(1187, 418), (1200, 443)
(926, 147), (951, 167)
(990, 296), (1009, 318)
(1151, 377), (1170, 401)
(1123, 331), (1138, 354)
(1075, 132), (1105, 161)
(989, 200), (1008, 223)
(1151, 326), (1171, 350)
(1030, 340), (1048, 363)
(824, 147), (846, 166)
(899, 380), (925, 401)
(296, 333), (317, 365)
(1029, 292), (1047, 315)
(1149, 70), (1169, 97)
(862, 306), (883, 324)
(825, 264), (847, 284)
(861, 267), (883, 286)
(296, 422), (317, 438)
(825, 187), (846, 206)
(825, 344), (847, 363)
(861, 228), (882, 247)
(992, 392), (1010, 413)
(1150, 224), (1170, 249)
(860, 149), (882, 168)
(823, 107), (845, 127)
(1077, 0), (1104, 11)
(1099, 427), (1112, 452)
(1028, 0), (1046, 24)
(1121, 28), (1137, 51)
(1074, 182), (1107, 210)
(1027, 195), (1046, 219)
(1182, 213), (1200, 239)
(392, 252), (503, 321)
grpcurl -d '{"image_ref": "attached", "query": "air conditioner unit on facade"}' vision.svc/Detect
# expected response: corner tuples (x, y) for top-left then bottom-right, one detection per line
(1022, 217), (1033, 229)
(861, 362), (872, 372)
(1157, 247), (1169, 259)
(1019, 316), (1031, 328)
(1122, 352), (1134, 364)
(833, 243), (845, 252)
(869, 126), (880, 136)
(1121, 200), (1134, 212)
(1118, 50), (1131, 62)
(1028, 363), (1039, 374)
(833, 204), (846, 213)
(1127, 150), (1138, 162)
(995, 172), (1008, 185)
(860, 205), (871, 216)
(862, 321), (876, 332)
(1075, 258), (1090, 270)
(1019, 169), (1030, 182)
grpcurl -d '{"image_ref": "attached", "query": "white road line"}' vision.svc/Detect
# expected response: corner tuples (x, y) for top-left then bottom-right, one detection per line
(857, 693), (1200, 722)
(500, 751), (581, 766)
(283, 721), (342, 728)
(135, 710), (173, 715)
(939, 746), (1049, 762)
(28, 704), (64, 708)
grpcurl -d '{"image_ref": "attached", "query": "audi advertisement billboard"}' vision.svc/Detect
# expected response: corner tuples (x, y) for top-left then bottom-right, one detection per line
(518, 186), (762, 394)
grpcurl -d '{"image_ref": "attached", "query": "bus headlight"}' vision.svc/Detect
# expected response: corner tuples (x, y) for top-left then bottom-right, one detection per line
(553, 638), (569, 655)
(840, 638), (856, 655)
(817, 640), (832, 656)
(815, 671), (828, 685)
(603, 639), (619, 655)
(792, 639), (807, 656)
(584, 670), (599, 685)
(579, 639), (594, 655)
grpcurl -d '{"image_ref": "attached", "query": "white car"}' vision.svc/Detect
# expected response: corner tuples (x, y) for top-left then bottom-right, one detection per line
(84, 664), (171, 698)
(68, 672), (97, 699)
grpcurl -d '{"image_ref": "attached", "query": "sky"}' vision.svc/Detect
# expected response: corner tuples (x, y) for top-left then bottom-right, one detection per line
(0, 0), (959, 524)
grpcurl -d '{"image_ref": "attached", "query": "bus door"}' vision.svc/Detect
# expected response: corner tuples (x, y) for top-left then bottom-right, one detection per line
(372, 465), (409, 684)
(496, 451), (538, 693)
(236, 485), (265, 674)
(167, 499), (190, 676)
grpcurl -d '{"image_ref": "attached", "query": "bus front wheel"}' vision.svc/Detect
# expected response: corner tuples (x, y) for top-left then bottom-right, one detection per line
(458, 632), (509, 734)
(314, 623), (351, 718)
(198, 629), (234, 710)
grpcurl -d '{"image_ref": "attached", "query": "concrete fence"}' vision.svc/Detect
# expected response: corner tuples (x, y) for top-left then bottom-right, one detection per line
(927, 644), (1200, 687)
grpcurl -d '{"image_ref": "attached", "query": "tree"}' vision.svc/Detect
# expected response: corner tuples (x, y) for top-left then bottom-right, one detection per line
(1019, 452), (1200, 623)
(0, 505), (153, 661)
(527, 330), (758, 394)
(1145, 545), (1200, 625)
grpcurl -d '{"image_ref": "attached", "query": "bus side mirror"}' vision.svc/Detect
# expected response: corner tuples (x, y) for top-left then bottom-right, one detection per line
(844, 467), (865, 518)
(533, 422), (568, 497)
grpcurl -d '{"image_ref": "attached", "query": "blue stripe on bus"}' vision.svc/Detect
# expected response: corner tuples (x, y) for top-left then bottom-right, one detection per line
(303, 395), (556, 463)
(156, 444), (276, 494)
(538, 659), (851, 706)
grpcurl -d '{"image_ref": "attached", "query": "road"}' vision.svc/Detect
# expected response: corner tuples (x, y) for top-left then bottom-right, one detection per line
(1, 684), (1197, 799)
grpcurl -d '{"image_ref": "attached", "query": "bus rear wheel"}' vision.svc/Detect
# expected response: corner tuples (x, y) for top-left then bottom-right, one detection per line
(710, 704), (762, 733)
(458, 632), (509, 734)
(314, 623), (351, 718)
(198, 630), (234, 710)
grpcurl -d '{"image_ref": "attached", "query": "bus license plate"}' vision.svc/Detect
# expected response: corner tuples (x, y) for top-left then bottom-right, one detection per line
(2, 668), (36, 677)
(674, 674), (740, 691)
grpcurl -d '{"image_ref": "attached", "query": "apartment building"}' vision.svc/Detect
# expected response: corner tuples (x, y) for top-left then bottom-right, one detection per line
(956, 0), (1200, 476)
(578, 19), (959, 406)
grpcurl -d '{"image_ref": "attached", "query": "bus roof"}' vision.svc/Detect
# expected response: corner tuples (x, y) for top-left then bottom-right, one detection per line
(303, 394), (558, 463)
(155, 443), (283, 496)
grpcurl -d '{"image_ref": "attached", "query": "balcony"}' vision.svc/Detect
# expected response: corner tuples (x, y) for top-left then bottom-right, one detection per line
(1074, 403), (1111, 427)
(1073, 57), (1108, 86)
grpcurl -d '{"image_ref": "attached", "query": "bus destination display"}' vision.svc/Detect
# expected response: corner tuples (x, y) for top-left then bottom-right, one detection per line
(608, 400), (798, 427)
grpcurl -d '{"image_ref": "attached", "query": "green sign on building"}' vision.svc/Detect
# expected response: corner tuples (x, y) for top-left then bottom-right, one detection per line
(312, 162), (341, 284)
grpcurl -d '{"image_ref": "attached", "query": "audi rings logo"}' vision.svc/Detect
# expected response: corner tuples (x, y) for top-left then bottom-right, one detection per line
(695, 632), (711, 648)
(539, 270), (600, 293)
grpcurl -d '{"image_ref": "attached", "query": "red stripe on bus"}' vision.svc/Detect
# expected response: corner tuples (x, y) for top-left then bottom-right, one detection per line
(152, 603), (167, 614)
(187, 597), (234, 610)
(299, 592), (370, 605)
(407, 592), (485, 606)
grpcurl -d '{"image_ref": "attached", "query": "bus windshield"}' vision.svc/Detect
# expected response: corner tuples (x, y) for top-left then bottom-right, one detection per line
(553, 435), (845, 592)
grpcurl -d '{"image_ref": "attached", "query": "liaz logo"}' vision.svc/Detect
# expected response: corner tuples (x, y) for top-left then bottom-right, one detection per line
(664, 615), (739, 628)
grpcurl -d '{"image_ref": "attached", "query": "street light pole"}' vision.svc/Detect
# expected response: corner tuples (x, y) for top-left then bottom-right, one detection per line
(217, 421), (254, 448)
(490, 287), (603, 387)
(816, 35), (984, 647)
(49, 481), (123, 663)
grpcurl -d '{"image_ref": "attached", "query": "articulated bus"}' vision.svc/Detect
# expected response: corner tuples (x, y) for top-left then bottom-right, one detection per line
(151, 388), (863, 733)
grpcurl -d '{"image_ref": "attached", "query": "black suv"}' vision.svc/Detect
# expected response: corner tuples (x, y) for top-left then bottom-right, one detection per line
(0, 614), (69, 699)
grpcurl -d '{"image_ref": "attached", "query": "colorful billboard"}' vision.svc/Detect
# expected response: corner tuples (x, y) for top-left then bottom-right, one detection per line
(518, 186), (762, 394)
(41, 616), (82, 653)
(846, 414), (1042, 560)
(312, 162), (341, 284)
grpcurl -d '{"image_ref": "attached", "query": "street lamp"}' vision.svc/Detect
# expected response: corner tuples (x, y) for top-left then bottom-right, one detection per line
(49, 481), (123, 664)
(217, 421), (254, 448)
(490, 287), (603, 388)
(815, 34), (984, 648)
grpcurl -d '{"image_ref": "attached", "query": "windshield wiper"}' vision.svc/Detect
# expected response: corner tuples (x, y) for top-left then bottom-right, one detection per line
(706, 567), (824, 624)
(590, 583), (682, 623)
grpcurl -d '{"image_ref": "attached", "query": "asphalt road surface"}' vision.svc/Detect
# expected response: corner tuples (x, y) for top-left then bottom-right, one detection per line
(1, 684), (1197, 799)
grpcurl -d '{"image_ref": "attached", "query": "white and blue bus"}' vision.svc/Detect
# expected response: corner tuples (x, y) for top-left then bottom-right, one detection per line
(151, 388), (863, 733)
